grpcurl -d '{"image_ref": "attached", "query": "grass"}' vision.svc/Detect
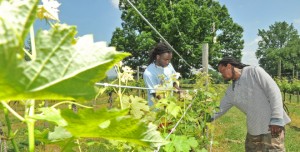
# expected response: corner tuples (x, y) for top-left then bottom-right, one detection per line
(212, 102), (300, 152)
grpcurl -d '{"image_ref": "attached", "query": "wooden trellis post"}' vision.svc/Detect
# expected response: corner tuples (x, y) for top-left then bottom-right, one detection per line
(202, 43), (209, 87)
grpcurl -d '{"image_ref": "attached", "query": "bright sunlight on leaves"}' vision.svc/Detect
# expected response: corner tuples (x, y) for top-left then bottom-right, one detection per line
(61, 108), (167, 147)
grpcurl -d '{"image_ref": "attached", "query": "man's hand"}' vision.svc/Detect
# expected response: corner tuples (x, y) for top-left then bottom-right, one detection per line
(268, 125), (283, 137)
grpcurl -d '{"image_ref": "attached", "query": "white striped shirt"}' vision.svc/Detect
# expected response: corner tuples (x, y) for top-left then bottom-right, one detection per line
(143, 63), (177, 106)
(214, 66), (291, 135)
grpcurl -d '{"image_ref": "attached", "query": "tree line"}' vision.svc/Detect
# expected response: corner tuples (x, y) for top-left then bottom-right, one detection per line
(275, 77), (300, 103)
(256, 21), (300, 78)
(109, 0), (300, 79)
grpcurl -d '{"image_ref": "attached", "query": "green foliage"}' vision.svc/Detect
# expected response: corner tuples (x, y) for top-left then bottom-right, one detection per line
(112, 0), (244, 77)
(60, 108), (166, 147)
(275, 77), (300, 94)
(281, 37), (300, 77)
(0, 23), (130, 100)
(143, 72), (220, 151)
(163, 134), (198, 152)
(0, 0), (167, 151)
(122, 95), (149, 119)
(32, 107), (67, 126)
(291, 79), (300, 92)
(0, 0), (129, 100)
(0, 0), (39, 99)
(156, 96), (181, 118)
(48, 126), (72, 141)
(256, 21), (299, 77)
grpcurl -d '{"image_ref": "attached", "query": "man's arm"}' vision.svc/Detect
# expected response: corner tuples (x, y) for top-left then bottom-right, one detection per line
(151, 93), (162, 100)
(252, 67), (285, 136)
(211, 87), (234, 121)
(253, 67), (284, 126)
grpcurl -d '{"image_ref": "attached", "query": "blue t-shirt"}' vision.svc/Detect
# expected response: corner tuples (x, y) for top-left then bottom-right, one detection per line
(143, 63), (177, 106)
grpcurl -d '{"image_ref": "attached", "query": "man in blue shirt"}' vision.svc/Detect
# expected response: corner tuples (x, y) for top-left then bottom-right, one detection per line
(143, 42), (179, 106)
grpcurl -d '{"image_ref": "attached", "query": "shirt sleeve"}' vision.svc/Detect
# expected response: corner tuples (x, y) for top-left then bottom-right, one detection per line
(212, 86), (234, 121)
(252, 67), (284, 126)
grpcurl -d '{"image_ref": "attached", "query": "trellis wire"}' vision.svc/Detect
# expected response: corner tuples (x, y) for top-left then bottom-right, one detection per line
(154, 102), (193, 152)
(125, 0), (193, 68)
(95, 82), (197, 92)
(119, 1), (216, 151)
(96, 82), (215, 151)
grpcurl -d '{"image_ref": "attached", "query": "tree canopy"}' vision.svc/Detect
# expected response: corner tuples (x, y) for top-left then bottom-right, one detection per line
(256, 21), (299, 77)
(110, 0), (244, 77)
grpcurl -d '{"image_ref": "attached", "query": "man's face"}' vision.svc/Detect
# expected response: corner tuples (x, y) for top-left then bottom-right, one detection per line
(218, 64), (233, 80)
(156, 52), (172, 67)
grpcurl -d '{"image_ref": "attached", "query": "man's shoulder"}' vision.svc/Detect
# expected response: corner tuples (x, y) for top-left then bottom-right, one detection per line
(243, 66), (270, 79)
(244, 65), (264, 73)
(145, 63), (155, 71)
(144, 64), (156, 75)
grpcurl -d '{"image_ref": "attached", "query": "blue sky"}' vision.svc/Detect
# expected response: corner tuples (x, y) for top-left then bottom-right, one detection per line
(35, 0), (300, 66)
(218, 0), (300, 65)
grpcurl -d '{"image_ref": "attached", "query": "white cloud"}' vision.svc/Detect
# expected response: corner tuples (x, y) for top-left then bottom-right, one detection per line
(246, 36), (261, 47)
(293, 18), (300, 32)
(110, 0), (119, 9)
(241, 36), (261, 66)
(293, 18), (300, 25)
(242, 49), (259, 66)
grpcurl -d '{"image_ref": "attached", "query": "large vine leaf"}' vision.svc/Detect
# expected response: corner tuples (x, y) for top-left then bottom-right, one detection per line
(48, 126), (73, 142)
(0, 0), (38, 40)
(23, 24), (130, 100)
(61, 108), (167, 147)
(0, 0), (129, 100)
(0, 23), (130, 100)
(31, 107), (68, 126)
(156, 97), (181, 118)
(0, 0), (39, 98)
(122, 95), (150, 119)
(163, 134), (198, 152)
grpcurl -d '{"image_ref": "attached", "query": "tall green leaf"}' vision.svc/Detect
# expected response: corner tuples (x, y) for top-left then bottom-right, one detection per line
(0, 0), (38, 40)
(0, 0), (39, 97)
(0, 0), (129, 100)
(0, 24), (130, 100)
(61, 108), (167, 147)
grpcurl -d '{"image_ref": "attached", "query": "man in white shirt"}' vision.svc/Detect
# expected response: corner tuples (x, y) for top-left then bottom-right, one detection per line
(143, 42), (179, 106)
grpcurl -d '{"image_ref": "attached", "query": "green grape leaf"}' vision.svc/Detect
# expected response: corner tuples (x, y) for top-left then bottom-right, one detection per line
(0, 0), (39, 40)
(122, 95), (149, 119)
(166, 101), (181, 118)
(0, 0), (129, 101)
(164, 135), (198, 152)
(35, 128), (76, 152)
(61, 108), (167, 147)
(59, 139), (78, 152)
(130, 95), (149, 119)
(31, 107), (68, 126)
(0, 23), (129, 100)
(48, 126), (73, 142)
(0, 0), (39, 97)
(157, 97), (181, 118)
(0, 102), (3, 110)
(34, 128), (50, 143)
